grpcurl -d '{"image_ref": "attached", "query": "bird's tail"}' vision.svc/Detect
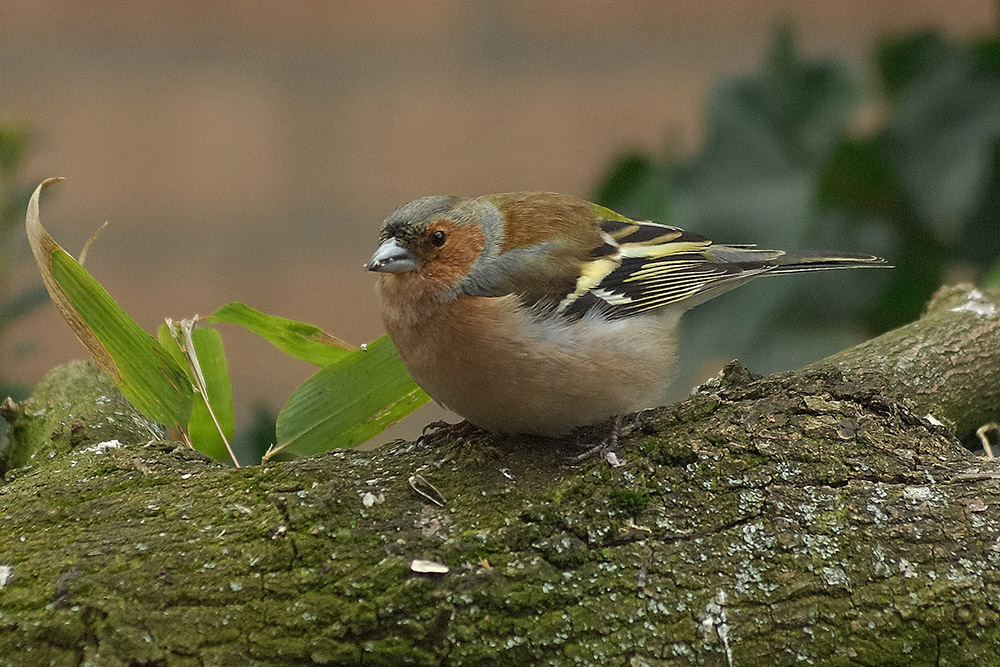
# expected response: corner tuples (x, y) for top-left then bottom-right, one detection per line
(659, 245), (892, 312)
(711, 246), (891, 273)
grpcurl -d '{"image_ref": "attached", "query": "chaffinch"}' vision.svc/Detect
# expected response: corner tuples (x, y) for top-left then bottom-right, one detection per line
(367, 192), (886, 436)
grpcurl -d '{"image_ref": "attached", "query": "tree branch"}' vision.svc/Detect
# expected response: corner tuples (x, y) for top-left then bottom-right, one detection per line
(810, 283), (1000, 440)
(1, 285), (998, 665)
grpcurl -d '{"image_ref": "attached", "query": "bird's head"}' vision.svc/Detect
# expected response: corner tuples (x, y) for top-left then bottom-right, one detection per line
(367, 195), (506, 301)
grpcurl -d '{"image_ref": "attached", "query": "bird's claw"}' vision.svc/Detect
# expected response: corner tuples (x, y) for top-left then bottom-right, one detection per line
(564, 414), (634, 467)
(417, 419), (478, 445)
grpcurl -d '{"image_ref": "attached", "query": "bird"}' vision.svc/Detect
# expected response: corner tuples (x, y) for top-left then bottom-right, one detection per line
(366, 192), (887, 437)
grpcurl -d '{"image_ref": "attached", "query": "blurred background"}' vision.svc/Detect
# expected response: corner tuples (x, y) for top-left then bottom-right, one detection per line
(1, 1), (997, 452)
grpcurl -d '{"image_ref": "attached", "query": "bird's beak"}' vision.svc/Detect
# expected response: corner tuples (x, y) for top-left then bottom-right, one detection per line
(366, 238), (417, 273)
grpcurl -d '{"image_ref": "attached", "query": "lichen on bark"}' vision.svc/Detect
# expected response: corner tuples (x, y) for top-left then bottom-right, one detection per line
(0, 286), (999, 665)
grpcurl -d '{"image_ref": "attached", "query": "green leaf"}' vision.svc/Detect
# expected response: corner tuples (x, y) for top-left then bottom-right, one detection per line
(984, 257), (1000, 288)
(156, 322), (187, 370)
(876, 31), (944, 100)
(272, 335), (429, 458)
(0, 123), (28, 175)
(591, 151), (674, 224)
(880, 33), (1000, 232)
(592, 152), (655, 210)
(49, 244), (194, 428)
(952, 138), (1000, 269)
(675, 25), (858, 248)
(816, 138), (897, 216)
(158, 322), (236, 465)
(688, 25), (857, 185)
(0, 285), (49, 325)
(208, 302), (355, 366)
(186, 327), (235, 459)
(25, 180), (193, 429)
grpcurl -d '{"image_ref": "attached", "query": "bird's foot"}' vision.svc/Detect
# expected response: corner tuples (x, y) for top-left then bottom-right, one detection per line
(417, 419), (479, 445)
(565, 413), (644, 467)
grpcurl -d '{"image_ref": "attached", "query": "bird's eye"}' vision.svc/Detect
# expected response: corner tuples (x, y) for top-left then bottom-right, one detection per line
(430, 230), (447, 247)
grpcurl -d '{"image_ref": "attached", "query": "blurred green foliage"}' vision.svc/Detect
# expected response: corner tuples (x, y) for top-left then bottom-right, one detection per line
(594, 28), (1000, 395)
(0, 124), (47, 401)
(0, 123), (46, 451)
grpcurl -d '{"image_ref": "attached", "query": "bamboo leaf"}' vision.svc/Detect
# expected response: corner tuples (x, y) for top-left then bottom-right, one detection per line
(159, 321), (237, 465)
(270, 335), (429, 459)
(208, 302), (355, 366)
(25, 179), (192, 429)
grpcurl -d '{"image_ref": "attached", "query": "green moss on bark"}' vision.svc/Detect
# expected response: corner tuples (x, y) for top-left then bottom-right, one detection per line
(2, 281), (1000, 667)
(1, 360), (163, 475)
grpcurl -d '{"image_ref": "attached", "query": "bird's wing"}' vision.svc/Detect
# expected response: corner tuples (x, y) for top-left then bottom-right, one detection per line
(463, 194), (887, 318)
(560, 216), (888, 319)
(555, 217), (768, 319)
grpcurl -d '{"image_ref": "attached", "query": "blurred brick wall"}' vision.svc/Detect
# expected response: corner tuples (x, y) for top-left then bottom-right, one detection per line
(0, 1), (992, 438)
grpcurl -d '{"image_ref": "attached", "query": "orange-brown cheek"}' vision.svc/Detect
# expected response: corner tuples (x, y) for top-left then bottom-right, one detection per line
(420, 222), (485, 290)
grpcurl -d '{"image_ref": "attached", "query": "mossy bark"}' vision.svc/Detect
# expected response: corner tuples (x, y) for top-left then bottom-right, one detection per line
(1, 285), (999, 666)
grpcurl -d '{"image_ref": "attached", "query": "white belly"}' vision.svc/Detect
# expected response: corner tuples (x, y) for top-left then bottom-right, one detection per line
(385, 294), (680, 435)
